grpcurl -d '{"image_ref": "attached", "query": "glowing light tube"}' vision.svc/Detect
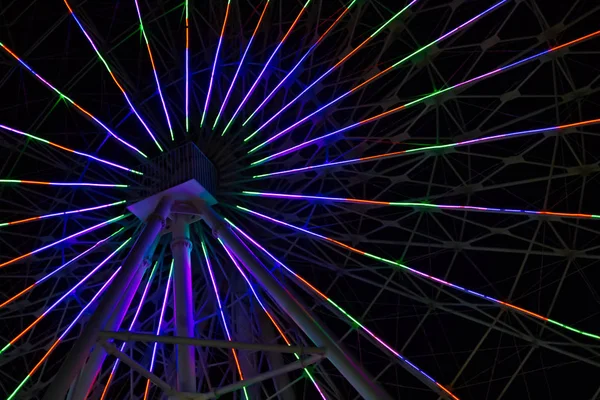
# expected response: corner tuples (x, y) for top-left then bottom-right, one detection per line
(133, 0), (174, 141)
(241, 0), (357, 129)
(243, 0), (418, 143)
(201, 0), (231, 129)
(219, 238), (327, 400)
(143, 259), (174, 400)
(201, 240), (249, 400)
(251, 29), (600, 161)
(0, 179), (128, 188)
(64, 0), (163, 152)
(235, 206), (600, 341)
(0, 124), (143, 175)
(101, 260), (160, 400)
(0, 43), (147, 158)
(6, 267), (121, 400)
(185, 0), (190, 133)
(241, 191), (600, 220)
(221, 0), (312, 137)
(0, 227), (124, 309)
(224, 218), (458, 399)
(0, 238), (131, 356)
(212, 0), (270, 131)
(0, 200), (126, 228)
(253, 118), (600, 179)
(247, 0), (506, 148)
(0, 214), (127, 269)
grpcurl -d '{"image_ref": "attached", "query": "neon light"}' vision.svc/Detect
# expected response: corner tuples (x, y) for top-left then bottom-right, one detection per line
(221, 0), (312, 136)
(236, 206), (600, 341)
(0, 179), (128, 188)
(0, 214), (127, 269)
(241, 191), (600, 220)
(246, 0), (506, 147)
(6, 267), (121, 400)
(101, 260), (160, 400)
(143, 260), (174, 400)
(212, 0), (270, 131)
(201, 0), (231, 129)
(224, 218), (457, 398)
(64, 0), (163, 152)
(0, 239), (131, 356)
(242, 0), (357, 129)
(0, 43), (147, 158)
(185, 0), (190, 133)
(201, 240), (249, 400)
(0, 227), (124, 309)
(219, 239), (326, 399)
(133, 0), (174, 141)
(0, 200), (126, 228)
(243, 0), (417, 143)
(251, 29), (600, 160)
(0, 124), (143, 175)
(253, 118), (600, 178)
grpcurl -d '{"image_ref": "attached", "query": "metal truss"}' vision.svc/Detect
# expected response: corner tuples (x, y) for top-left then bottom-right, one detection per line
(1, 0), (600, 399)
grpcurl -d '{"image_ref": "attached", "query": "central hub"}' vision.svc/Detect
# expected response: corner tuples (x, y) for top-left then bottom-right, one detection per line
(127, 142), (218, 222)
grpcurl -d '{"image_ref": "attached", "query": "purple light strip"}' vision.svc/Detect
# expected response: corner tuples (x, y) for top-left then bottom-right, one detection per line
(251, 29), (600, 164)
(201, 0), (231, 129)
(220, 0), (312, 136)
(224, 218), (457, 398)
(252, 118), (600, 179)
(0, 214), (127, 269)
(65, 2), (163, 152)
(235, 206), (600, 342)
(245, 0), (506, 148)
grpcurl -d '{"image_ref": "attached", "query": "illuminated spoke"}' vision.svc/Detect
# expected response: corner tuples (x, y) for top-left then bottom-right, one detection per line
(0, 215), (127, 269)
(0, 43), (147, 158)
(5, 267), (121, 400)
(201, 240), (249, 400)
(219, 238), (327, 399)
(241, 0), (357, 129)
(243, 0), (418, 144)
(250, 29), (600, 162)
(241, 191), (600, 220)
(251, 118), (600, 179)
(0, 124), (143, 175)
(201, 0), (231, 129)
(236, 206), (600, 341)
(225, 218), (459, 399)
(185, 0), (190, 133)
(64, 0), (163, 152)
(0, 201), (126, 228)
(133, 0), (174, 141)
(0, 228), (124, 309)
(0, 238), (131, 356)
(212, 0), (270, 131)
(100, 259), (160, 400)
(221, 0), (312, 137)
(0, 179), (128, 188)
(143, 259), (174, 400)
(246, 0), (507, 148)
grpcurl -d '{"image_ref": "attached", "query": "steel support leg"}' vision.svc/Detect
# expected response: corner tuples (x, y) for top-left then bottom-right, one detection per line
(171, 214), (197, 393)
(70, 240), (159, 400)
(197, 202), (393, 400)
(43, 197), (173, 400)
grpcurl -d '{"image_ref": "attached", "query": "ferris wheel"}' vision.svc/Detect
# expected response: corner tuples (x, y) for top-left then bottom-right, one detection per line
(1, 0), (600, 399)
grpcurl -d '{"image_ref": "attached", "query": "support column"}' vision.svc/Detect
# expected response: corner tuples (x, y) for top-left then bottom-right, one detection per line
(196, 202), (393, 400)
(43, 197), (173, 400)
(171, 214), (197, 393)
(70, 240), (159, 400)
